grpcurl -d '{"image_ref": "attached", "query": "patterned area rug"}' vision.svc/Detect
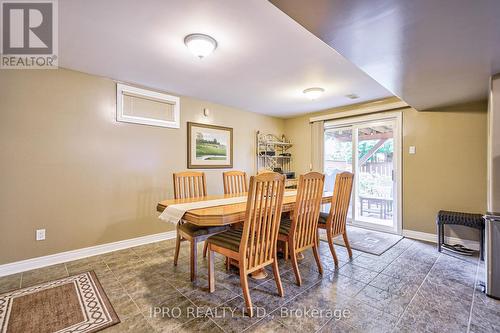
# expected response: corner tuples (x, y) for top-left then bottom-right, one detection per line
(320, 225), (403, 255)
(0, 271), (119, 333)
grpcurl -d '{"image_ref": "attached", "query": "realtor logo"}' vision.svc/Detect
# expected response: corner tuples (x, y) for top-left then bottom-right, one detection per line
(1, 0), (58, 68)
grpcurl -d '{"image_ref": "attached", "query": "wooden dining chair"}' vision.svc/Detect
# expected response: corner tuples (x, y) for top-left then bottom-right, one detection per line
(317, 172), (354, 266)
(206, 172), (286, 317)
(222, 171), (248, 194)
(278, 172), (325, 286)
(172, 171), (228, 281)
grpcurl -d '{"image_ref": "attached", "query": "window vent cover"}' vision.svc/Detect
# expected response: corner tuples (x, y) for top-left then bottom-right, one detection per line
(116, 83), (180, 128)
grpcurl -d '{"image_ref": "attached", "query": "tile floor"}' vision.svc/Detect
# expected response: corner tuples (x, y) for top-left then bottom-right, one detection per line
(1, 238), (499, 333)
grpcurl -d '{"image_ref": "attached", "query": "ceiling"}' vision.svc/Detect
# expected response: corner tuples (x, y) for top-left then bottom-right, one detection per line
(58, 0), (393, 118)
(270, 0), (500, 111)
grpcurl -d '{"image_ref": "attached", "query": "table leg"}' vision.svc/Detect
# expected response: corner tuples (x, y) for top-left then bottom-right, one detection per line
(277, 240), (304, 261)
(227, 258), (269, 280)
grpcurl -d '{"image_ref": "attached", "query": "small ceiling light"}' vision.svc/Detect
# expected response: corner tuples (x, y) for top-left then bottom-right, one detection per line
(345, 93), (359, 100)
(184, 33), (217, 59)
(303, 87), (325, 100)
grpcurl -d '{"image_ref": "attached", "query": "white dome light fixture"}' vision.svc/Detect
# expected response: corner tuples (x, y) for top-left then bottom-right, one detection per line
(184, 33), (217, 59)
(303, 87), (325, 100)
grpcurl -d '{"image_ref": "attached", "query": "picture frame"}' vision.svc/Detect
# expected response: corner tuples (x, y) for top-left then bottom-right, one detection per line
(187, 122), (233, 169)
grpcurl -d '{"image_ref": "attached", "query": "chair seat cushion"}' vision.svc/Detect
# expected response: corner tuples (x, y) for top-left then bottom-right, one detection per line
(281, 213), (329, 234)
(318, 212), (329, 226)
(279, 218), (292, 235)
(178, 223), (228, 237)
(207, 228), (243, 252)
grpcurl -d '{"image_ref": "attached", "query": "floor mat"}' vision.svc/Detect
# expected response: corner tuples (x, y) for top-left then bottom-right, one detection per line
(319, 225), (403, 255)
(0, 271), (119, 333)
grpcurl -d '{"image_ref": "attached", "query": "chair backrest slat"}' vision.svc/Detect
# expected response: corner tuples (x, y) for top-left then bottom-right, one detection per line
(239, 172), (285, 271)
(223, 171), (248, 194)
(290, 172), (325, 251)
(173, 171), (207, 199)
(328, 172), (354, 235)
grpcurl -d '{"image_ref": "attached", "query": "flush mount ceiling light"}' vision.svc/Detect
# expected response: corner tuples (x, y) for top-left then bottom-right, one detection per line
(303, 87), (325, 100)
(184, 33), (217, 59)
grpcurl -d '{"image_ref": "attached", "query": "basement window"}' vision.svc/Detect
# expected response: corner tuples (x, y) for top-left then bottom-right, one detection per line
(116, 83), (180, 128)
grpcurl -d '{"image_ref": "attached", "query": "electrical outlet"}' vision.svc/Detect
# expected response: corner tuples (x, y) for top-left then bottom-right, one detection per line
(409, 146), (416, 154)
(36, 229), (46, 241)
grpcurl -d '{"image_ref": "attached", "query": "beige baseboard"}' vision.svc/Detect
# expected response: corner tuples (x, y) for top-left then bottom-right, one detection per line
(0, 231), (176, 277)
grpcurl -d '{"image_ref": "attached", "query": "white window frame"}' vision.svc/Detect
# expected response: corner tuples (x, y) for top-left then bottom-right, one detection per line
(324, 111), (403, 235)
(116, 83), (180, 128)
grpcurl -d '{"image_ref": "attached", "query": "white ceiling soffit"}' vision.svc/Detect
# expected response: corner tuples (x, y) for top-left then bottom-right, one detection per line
(58, 0), (393, 118)
(270, 0), (500, 111)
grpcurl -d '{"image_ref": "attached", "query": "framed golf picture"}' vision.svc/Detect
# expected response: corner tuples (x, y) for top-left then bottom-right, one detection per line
(187, 122), (233, 169)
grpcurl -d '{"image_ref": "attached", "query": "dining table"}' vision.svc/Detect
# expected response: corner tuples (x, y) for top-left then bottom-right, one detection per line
(157, 190), (333, 279)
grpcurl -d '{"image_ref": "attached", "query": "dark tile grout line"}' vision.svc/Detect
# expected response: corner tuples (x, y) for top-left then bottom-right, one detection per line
(241, 242), (414, 333)
(242, 246), (391, 333)
(102, 250), (157, 330)
(2, 243), (366, 323)
(244, 279), (326, 332)
(314, 239), (421, 333)
(139, 248), (211, 331)
(342, 241), (416, 300)
(185, 263), (263, 332)
(130, 245), (231, 332)
(175, 279), (237, 333)
(2, 240), (477, 333)
(314, 317), (356, 333)
(235, 252), (349, 331)
(466, 256), (481, 333)
(6, 245), (314, 332)
(241, 271), (336, 332)
(11, 238), (478, 333)
(136, 243), (262, 332)
(223, 279), (297, 332)
(128, 245), (201, 331)
(391, 250), (442, 333)
(101, 262), (143, 318)
(303, 243), (410, 333)
(340, 241), (445, 329)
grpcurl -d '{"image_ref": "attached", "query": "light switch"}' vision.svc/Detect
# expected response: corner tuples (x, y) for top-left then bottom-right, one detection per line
(36, 229), (46, 241)
(409, 146), (416, 154)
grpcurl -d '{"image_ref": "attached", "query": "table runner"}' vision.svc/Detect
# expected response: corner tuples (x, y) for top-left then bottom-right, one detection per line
(159, 190), (297, 225)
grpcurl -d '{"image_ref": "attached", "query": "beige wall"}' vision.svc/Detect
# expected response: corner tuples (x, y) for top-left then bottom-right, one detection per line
(0, 68), (487, 265)
(0, 69), (284, 265)
(403, 102), (487, 238)
(284, 100), (488, 240)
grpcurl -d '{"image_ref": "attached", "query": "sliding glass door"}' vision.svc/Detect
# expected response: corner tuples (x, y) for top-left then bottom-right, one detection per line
(324, 113), (401, 234)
